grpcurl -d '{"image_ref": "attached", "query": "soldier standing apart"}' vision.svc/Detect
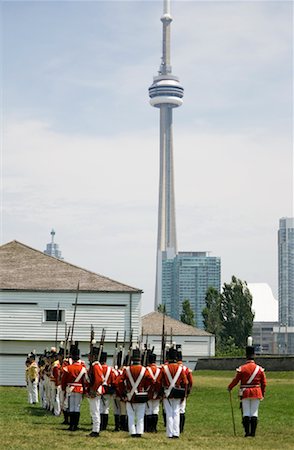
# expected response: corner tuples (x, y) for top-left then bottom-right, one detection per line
(227, 337), (267, 437)
(160, 347), (188, 439)
(145, 352), (161, 433)
(86, 346), (104, 437)
(119, 348), (154, 438)
(99, 351), (116, 431)
(27, 352), (39, 404)
(61, 343), (87, 431)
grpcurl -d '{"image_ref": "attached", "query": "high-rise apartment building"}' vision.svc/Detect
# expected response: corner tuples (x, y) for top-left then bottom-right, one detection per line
(277, 217), (294, 353)
(162, 252), (221, 328)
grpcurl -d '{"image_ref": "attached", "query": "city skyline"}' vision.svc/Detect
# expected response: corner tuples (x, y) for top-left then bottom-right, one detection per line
(2, 1), (293, 315)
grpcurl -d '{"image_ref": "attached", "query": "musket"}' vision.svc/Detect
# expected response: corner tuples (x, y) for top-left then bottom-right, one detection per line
(88, 325), (95, 384)
(121, 330), (127, 366)
(113, 331), (119, 368)
(64, 323), (71, 357)
(55, 302), (60, 349)
(126, 328), (133, 366)
(70, 281), (80, 344)
(98, 328), (106, 362)
(143, 334), (149, 366)
(170, 327), (173, 346)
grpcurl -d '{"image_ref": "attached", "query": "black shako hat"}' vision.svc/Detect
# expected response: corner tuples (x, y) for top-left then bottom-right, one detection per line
(246, 336), (255, 359)
(100, 352), (107, 364)
(168, 348), (178, 362)
(148, 353), (157, 364)
(131, 348), (141, 362)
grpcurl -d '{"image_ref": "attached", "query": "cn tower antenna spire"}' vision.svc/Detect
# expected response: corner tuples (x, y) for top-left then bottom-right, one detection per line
(160, 0), (173, 75)
(149, 0), (184, 310)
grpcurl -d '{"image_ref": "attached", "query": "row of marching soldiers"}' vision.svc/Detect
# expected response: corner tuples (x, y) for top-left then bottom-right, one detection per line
(25, 342), (193, 439)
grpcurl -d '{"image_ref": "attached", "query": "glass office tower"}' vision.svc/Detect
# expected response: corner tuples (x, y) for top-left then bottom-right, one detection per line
(162, 251), (221, 328)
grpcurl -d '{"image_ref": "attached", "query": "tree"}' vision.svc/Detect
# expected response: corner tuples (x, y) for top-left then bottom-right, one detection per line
(202, 277), (255, 355)
(219, 276), (254, 349)
(180, 299), (195, 326)
(202, 287), (223, 348)
(157, 304), (166, 313)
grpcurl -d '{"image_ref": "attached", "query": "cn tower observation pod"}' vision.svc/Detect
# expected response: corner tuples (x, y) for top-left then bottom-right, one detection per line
(149, 75), (184, 108)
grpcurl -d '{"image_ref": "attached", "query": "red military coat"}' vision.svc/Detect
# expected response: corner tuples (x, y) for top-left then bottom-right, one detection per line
(50, 360), (61, 386)
(87, 361), (105, 395)
(228, 359), (266, 399)
(159, 362), (188, 398)
(119, 364), (154, 402)
(146, 363), (162, 400)
(61, 361), (87, 394)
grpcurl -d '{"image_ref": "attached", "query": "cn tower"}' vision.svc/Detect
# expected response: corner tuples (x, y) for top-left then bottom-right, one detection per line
(149, 0), (184, 309)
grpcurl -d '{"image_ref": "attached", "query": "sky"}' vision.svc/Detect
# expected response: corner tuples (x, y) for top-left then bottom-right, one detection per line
(1, 0), (293, 317)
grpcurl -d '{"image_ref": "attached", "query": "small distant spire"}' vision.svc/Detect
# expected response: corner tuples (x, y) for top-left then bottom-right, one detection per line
(44, 229), (63, 259)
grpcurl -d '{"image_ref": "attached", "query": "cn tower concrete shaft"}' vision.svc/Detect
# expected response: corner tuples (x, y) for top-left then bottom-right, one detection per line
(149, 0), (184, 309)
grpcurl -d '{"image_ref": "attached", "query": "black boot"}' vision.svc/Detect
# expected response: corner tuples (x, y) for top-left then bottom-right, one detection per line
(68, 412), (74, 431)
(243, 416), (250, 437)
(180, 413), (185, 433)
(114, 415), (120, 431)
(153, 414), (158, 433)
(104, 414), (108, 430)
(251, 417), (258, 437)
(163, 410), (166, 427)
(145, 415), (152, 432)
(62, 411), (69, 425)
(100, 414), (105, 431)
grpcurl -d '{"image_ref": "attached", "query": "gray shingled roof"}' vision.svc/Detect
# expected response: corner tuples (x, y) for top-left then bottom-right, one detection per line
(142, 311), (212, 336)
(0, 241), (142, 293)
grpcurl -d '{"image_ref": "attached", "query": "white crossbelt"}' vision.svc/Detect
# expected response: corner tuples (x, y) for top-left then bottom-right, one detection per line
(126, 366), (146, 401)
(147, 366), (161, 399)
(246, 365), (260, 385)
(163, 364), (183, 398)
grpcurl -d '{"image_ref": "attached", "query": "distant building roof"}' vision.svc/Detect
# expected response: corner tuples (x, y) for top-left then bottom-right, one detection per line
(142, 311), (212, 336)
(0, 240), (142, 293)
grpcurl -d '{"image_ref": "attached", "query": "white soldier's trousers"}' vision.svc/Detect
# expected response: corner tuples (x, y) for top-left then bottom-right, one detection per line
(112, 396), (121, 415)
(88, 397), (101, 433)
(126, 402), (146, 435)
(27, 379), (38, 404)
(146, 399), (160, 415)
(100, 394), (111, 414)
(179, 397), (186, 414)
(39, 379), (47, 409)
(242, 398), (260, 417)
(68, 392), (82, 413)
(163, 398), (181, 438)
(53, 385), (61, 416)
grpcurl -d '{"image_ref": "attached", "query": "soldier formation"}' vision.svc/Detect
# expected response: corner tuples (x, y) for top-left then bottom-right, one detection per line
(25, 334), (193, 439)
(25, 334), (266, 439)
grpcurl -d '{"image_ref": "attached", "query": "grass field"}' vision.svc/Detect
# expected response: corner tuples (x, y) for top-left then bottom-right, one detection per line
(0, 370), (293, 450)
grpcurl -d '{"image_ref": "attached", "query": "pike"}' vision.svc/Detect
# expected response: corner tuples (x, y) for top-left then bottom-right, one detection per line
(160, 311), (166, 364)
(55, 302), (60, 349)
(64, 323), (71, 357)
(70, 281), (80, 344)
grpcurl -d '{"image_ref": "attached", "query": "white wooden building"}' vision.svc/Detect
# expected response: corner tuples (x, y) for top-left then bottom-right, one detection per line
(141, 312), (215, 370)
(0, 241), (142, 386)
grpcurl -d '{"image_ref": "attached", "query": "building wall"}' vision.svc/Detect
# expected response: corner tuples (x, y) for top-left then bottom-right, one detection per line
(162, 252), (221, 328)
(0, 290), (141, 385)
(146, 334), (215, 370)
(252, 321), (278, 354)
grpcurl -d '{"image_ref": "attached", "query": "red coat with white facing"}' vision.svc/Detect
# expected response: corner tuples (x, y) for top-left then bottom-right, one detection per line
(119, 365), (154, 402)
(228, 360), (266, 399)
(61, 361), (87, 394)
(146, 363), (162, 399)
(87, 361), (105, 394)
(159, 362), (188, 395)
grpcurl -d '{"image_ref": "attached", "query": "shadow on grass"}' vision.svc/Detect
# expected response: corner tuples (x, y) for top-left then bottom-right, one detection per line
(25, 406), (54, 417)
